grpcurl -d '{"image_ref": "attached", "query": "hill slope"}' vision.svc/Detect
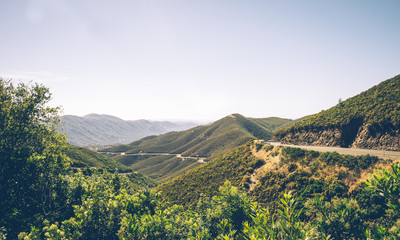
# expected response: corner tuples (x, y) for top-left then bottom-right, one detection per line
(275, 74), (400, 150)
(65, 144), (158, 189)
(104, 114), (292, 182)
(158, 141), (388, 209)
(66, 144), (132, 173)
(59, 114), (198, 147)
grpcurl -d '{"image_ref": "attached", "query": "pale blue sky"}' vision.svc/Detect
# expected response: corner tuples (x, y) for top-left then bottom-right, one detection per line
(0, 0), (399, 121)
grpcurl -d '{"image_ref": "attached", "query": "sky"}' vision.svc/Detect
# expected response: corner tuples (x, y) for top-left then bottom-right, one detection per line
(0, 0), (399, 121)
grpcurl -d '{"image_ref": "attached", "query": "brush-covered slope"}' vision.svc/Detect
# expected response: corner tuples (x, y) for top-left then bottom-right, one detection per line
(60, 114), (198, 147)
(275, 75), (400, 150)
(158, 141), (388, 213)
(66, 144), (158, 189)
(105, 114), (291, 182)
(66, 144), (132, 173)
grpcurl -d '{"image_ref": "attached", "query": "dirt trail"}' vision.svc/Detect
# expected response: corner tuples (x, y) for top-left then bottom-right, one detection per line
(249, 146), (282, 191)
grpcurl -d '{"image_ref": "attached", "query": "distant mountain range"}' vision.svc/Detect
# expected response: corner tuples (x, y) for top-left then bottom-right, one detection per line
(59, 114), (199, 147)
(103, 114), (292, 182)
(275, 74), (400, 151)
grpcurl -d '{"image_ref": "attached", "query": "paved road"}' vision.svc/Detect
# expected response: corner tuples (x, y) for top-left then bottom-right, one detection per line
(267, 142), (400, 160)
(100, 152), (207, 163)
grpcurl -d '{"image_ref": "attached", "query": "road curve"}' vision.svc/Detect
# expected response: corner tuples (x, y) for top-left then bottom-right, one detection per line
(267, 142), (400, 160)
(99, 152), (208, 163)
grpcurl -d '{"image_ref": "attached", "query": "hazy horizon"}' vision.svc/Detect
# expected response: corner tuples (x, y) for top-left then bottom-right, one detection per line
(1, 1), (399, 121)
(61, 112), (211, 123)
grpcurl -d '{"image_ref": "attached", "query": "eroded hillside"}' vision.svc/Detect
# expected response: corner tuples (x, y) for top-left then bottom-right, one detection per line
(159, 141), (394, 210)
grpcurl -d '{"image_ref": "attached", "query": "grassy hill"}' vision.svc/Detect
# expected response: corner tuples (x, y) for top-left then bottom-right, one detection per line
(275, 74), (400, 150)
(65, 144), (157, 189)
(104, 114), (292, 182)
(158, 141), (390, 214)
(66, 144), (133, 173)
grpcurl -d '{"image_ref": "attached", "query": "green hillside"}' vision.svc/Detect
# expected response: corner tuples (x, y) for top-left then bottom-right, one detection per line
(107, 114), (291, 156)
(66, 144), (158, 190)
(275, 74), (400, 150)
(158, 142), (263, 206)
(104, 114), (291, 181)
(66, 144), (132, 173)
(158, 141), (389, 212)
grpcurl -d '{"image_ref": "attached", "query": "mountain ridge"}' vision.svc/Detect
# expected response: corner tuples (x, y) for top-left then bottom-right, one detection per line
(59, 114), (199, 147)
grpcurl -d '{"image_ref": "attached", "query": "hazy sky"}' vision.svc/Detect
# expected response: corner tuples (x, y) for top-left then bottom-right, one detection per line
(1, 0), (399, 121)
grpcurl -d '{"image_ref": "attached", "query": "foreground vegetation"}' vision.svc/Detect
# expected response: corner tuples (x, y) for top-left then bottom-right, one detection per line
(15, 166), (400, 239)
(3, 79), (400, 239)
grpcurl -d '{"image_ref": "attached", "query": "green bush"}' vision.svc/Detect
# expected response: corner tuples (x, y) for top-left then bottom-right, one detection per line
(282, 147), (306, 160)
(305, 196), (367, 240)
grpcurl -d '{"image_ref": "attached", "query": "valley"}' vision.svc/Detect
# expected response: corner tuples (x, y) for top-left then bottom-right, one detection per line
(101, 114), (293, 182)
(101, 151), (207, 163)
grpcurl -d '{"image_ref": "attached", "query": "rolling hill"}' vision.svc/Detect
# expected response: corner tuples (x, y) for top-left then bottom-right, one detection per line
(275, 74), (400, 151)
(65, 144), (158, 189)
(59, 114), (198, 147)
(66, 144), (132, 173)
(103, 114), (292, 182)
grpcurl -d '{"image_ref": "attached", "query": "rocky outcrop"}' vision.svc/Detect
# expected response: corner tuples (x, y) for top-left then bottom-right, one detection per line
(278, 128), (342, 147)
(275, 75), (400, 151)
(352, 124), (400, 151)
(277, 122), (400, 151)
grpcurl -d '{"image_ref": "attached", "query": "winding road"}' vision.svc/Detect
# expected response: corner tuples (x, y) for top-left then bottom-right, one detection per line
(267, 142), (400, 160)
(100, 152), (207, 163)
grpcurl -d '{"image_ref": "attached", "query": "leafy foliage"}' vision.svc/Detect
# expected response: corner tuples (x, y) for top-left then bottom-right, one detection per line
(19, 171), (400, 240)
(0, 79), (156, 238)
(305, 196), (367, 239)
(366, 164), (400, 215)
(0, 79), (69, 238)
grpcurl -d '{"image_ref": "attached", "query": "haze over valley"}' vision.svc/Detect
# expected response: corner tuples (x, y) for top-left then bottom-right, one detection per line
(60, 113), (199, 147)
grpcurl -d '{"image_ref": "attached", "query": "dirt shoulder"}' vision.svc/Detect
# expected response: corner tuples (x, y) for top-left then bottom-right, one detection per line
(267, 142), (400, 160)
